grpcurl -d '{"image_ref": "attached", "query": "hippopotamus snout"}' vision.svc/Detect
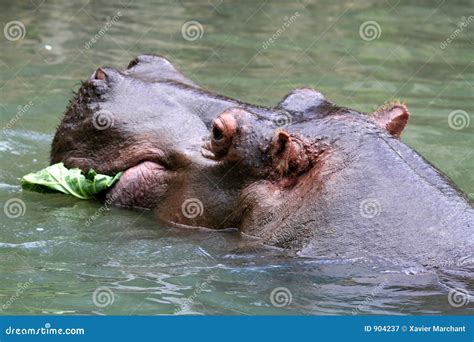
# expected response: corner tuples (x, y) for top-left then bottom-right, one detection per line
(51, 55), (213, 208)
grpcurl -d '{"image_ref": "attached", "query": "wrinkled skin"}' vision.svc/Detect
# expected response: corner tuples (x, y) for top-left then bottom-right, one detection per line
(52, 55), (474, 268)
(204, 104), (474, 269)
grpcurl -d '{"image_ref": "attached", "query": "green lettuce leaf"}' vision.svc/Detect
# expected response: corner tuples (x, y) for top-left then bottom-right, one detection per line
(21, 163), (122, 199)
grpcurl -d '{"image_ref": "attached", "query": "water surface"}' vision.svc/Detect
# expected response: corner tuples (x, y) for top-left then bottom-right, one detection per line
(0, 0), (473, 315)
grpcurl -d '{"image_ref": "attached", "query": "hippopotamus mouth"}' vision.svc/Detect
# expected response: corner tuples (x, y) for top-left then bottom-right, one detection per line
(50, 55), (206, 208)
(104, 161), (173, 208)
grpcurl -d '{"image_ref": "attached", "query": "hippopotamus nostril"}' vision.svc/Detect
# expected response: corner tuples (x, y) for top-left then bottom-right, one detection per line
(93, 68), (107, 81)
(127, 57), (139, 69)
(89, 67), (123, 85)
(127, 54), (172, 70)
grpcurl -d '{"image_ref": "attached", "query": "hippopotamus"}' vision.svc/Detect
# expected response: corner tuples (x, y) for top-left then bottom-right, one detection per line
(51, 54), (474, 268)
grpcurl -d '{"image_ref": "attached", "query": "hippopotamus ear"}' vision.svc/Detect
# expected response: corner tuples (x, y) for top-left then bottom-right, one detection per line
(277, 87), (327, 114)
(271, 131), (292, 175)
(270, 130), (317, 177)
(372, 103), (410, 138)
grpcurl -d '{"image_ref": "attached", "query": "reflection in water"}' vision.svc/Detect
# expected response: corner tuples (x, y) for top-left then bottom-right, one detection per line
(0, 0), (472, 315)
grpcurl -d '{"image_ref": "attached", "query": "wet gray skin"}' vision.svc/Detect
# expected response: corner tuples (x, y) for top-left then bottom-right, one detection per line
(202, 93), (474, 270)
(52, 55), (473, 270)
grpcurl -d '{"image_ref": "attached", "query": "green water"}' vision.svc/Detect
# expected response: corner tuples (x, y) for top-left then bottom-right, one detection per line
(0, 0), (473, 315)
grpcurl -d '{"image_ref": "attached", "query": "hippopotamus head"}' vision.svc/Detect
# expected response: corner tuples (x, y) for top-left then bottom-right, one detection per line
(51, 54), (239, 210)
(52, 64), (410, 234)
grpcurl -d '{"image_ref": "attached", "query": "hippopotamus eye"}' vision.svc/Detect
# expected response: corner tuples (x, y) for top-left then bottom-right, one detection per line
(212, 125), (224, 141)
(209, 111), (238, 158)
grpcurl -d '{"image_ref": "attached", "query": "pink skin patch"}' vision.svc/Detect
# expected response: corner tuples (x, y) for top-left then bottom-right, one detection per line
(105, 161), (173, 209)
